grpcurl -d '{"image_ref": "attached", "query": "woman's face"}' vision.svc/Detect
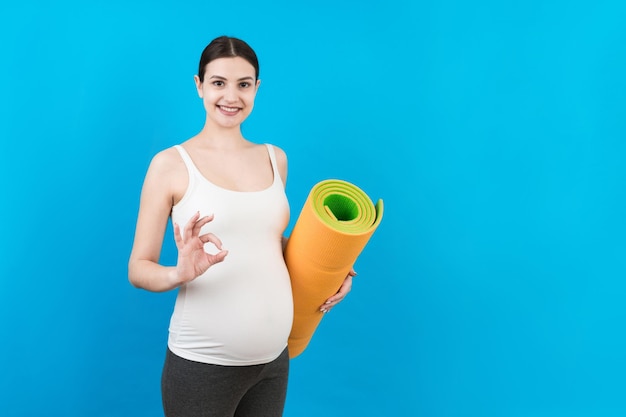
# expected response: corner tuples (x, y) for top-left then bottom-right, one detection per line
(194, 57), (260, 130)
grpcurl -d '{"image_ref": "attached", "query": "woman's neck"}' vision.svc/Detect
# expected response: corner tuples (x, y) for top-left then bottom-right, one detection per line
(192, 122), (248, 150)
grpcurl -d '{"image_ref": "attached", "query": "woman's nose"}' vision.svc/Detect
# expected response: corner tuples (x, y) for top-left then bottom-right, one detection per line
(223, 85), (238, 101)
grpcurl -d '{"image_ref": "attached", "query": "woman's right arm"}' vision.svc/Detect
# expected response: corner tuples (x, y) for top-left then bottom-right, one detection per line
(128, 151), (182, 292)
(128, 150), (228, 292)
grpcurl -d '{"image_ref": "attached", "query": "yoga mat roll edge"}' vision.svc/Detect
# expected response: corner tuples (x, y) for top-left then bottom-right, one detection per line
(285, 179), (384, 358)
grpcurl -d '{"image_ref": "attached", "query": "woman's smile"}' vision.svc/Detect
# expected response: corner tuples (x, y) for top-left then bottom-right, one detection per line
(217, 105), (242, 116)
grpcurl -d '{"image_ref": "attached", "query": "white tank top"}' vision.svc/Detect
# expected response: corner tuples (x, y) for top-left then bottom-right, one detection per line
(167, 143), (293, 366)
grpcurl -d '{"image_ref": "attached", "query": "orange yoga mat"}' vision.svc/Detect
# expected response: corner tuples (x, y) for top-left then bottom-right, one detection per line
(285, 179), (384, 358)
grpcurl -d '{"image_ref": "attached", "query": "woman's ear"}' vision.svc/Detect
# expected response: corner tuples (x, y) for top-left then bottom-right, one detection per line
(256, 79), (261, 90)
(194, 75), (203, 98)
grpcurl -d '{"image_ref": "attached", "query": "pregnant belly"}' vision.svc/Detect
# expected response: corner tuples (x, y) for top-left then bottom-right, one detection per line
(171, 279), (294, 364)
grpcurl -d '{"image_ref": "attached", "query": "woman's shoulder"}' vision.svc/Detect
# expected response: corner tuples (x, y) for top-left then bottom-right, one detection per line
(153, 144), (184, 163)
(263, 143), (287, 159)
(261, 143), (288, 183)
(142, 145), (189, 202)
(147, 145), (186, 176)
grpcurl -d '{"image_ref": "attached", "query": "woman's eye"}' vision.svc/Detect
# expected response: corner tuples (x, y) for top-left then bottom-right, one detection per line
(212, 81), (224, 87)
(239, 82), (250, 88)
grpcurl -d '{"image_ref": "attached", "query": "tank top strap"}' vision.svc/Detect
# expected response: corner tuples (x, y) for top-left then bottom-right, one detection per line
(264, 144), (282, 186)
(173, 144), (197, 189)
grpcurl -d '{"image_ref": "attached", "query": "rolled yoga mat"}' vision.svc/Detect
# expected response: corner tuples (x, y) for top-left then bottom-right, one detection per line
(285, 179), (384, 358)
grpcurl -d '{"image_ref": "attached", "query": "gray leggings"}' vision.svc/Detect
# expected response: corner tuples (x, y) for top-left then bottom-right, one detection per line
(161, 348), (289, 417)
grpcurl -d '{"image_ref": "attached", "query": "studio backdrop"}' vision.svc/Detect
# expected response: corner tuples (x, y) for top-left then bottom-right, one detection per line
(1, 1), (626, 416)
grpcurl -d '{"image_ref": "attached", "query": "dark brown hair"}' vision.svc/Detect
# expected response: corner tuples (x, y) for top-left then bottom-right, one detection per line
(197, 36), (259, 82)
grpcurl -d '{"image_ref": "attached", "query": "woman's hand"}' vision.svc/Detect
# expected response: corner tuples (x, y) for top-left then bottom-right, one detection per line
(173, 212), (228, 286)
(320, 268), (357, 313)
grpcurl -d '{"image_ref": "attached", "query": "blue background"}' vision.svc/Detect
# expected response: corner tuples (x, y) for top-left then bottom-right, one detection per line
(1, 1), (625, 416)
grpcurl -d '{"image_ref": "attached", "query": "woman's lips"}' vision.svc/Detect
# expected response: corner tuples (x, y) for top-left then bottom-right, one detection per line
(218, 105), (241, 115)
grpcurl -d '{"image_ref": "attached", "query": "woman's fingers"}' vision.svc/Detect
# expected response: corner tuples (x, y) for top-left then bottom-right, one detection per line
(192, 214), (214, 236)
(182, 212), (201, 243)
(199, 232), (224, 250)
(173, 222), (183, 247)
(320, 274), (354, 313)
(180, 212), (215, 243)
(208, 249), (229, 265)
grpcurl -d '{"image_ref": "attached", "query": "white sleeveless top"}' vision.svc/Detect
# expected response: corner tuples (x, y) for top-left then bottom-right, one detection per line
(168, 144), (293, 366)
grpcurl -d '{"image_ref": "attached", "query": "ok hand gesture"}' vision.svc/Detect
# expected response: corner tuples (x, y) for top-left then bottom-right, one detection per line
(173, 212), (228, 285)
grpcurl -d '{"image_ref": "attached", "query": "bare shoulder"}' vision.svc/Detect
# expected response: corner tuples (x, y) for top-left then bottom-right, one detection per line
(268, 144), (287, 166)
(143, 146), (188, 204)
(149, 146), (184, 172)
